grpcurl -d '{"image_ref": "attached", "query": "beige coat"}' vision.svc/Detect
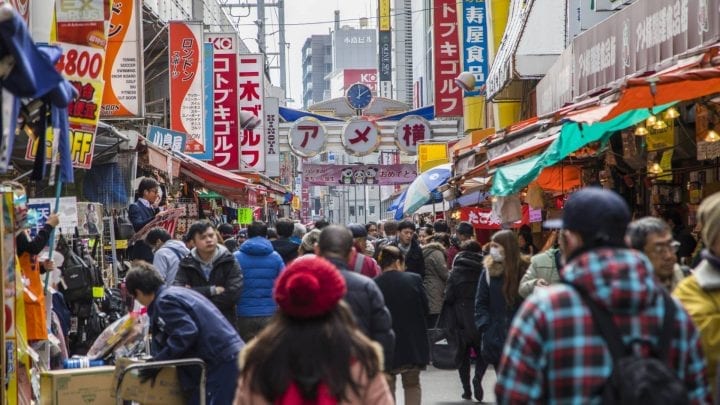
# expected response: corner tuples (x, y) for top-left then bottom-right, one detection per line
(233, 338), (395, 405)
(422, 242), (449, 315)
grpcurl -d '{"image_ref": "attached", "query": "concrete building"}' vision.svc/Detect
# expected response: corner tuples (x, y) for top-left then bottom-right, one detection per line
(392, 0), (414, 106)
(301, 34), (333, 109)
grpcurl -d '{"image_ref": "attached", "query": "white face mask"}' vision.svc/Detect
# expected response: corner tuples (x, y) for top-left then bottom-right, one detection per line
(489, 246), (504, 262)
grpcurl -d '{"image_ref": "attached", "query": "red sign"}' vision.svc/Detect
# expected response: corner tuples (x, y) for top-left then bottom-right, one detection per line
(206, 34), (240, 171)
(343, 69), (378, 94)
(459, 206), (529, 229)
(433, 0), (463, 117)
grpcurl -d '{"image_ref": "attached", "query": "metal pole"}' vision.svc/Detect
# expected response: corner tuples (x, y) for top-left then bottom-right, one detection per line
(364, 184), (368, 224)
(278, 0), (287, 98)
(354, 185), (358, 223)
(257, 0), (266, 59)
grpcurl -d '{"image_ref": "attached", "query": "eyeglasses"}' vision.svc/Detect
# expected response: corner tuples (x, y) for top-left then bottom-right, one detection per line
(650, 240), (681, 255)
(368, 228), (377, 232)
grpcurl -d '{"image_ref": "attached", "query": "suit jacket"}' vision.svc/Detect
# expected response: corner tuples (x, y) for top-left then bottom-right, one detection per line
(128, 200), (158, 232)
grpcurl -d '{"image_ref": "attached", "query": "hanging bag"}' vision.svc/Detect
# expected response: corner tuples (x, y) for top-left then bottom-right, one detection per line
(428, 305), (458, 370)
(114, 208), (134, 241)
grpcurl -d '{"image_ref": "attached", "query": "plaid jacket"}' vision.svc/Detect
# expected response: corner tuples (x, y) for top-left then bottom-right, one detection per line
(495, 248), (710, 404)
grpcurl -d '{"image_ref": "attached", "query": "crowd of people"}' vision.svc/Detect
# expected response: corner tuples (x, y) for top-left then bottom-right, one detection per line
(115, 179), (720, 404)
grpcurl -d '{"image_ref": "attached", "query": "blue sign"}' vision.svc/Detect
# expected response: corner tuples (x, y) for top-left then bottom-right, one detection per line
(27, 203), (51, 237)
(147, 126), (187, 153)
(462, 0), (489, 96)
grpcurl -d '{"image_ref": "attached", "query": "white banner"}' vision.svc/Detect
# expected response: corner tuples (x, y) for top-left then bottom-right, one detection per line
(238, 54), (265, 172)
(264, 97), (280, 177)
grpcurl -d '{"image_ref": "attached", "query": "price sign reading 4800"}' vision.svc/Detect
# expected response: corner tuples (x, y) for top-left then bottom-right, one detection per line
(55, 44), (105, 80)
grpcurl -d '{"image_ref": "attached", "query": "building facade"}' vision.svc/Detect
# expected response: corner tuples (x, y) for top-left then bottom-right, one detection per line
(302, 34), (333, 109)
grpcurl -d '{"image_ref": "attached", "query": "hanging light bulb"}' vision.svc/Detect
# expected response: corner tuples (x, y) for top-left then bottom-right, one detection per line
(705, 129), (720, 142)
(652, 119), (668, 130)
(646, 115), (658, 126)
(648, 162), (663, 175)
(664, 107), (680, 120)
(634, 125), (649, 136)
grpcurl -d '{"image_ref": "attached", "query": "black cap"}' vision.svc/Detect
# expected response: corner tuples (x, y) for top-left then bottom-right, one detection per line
(544, 187), (630, 244)
(456, 221), (474, 236)
(348, 224), (367, 238)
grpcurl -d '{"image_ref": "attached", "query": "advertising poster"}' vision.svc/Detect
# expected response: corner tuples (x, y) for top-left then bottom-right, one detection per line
(168, 21), (205, 155)
(433, 0), (463, 117)
(206, 33), (240, 170)
(54, 0), (111, 47)
(27, 197), (79, 236)
(77, 202), (103, 236)
(101, 0), (144, 118)
(238, 54), (265, 172)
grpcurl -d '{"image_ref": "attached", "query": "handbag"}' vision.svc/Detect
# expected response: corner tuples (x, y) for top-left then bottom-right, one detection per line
(428, 309), (458, 370)
(114, 209), (135, 240)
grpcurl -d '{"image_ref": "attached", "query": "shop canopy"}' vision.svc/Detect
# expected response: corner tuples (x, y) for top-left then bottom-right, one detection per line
(490, 103), (675, 196)
(176, 153), (258, 203)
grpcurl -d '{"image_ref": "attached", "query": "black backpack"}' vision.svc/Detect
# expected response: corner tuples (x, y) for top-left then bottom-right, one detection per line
(570, 284), (689, 405)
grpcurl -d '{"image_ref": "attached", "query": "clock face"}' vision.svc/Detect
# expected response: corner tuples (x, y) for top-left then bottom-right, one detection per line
(346, 83), (373, 109)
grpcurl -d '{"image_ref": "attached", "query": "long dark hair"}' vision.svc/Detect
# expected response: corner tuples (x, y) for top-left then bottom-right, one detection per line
(243, 301), (382, 402)
(492, 230), (523, 307)
(378, 245), (404, 269)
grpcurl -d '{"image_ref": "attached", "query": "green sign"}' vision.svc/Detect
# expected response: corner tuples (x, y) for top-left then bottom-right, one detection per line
(238, 208), (253, 225)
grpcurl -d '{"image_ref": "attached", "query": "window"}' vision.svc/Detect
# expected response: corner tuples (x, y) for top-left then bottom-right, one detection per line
(369, 206), (375, 215)
(349, 206), (355, 216)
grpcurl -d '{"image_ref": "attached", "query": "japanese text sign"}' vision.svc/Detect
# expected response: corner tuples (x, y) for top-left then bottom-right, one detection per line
(55, 0), (110, 47)
(289, 118), (327, 158)
(461, 0), (489, 96)
(342, 119), (380, 156)
(147, 126), (187, 153)
(168, 21), (206, 155)
(433, 0), (463, 117)
(238, 54), (265, 172)
(238, 208), (253, 224)
(27, 197), (78, 236)
(101, 0), (143, 118)
(460, 206), (529, 229)
(206, 34), (240, 170)
(198, 42), (215, 160)
(394, 115), (432, 155)
(264, 97), (280, 177)
(302, 164), (417, 186)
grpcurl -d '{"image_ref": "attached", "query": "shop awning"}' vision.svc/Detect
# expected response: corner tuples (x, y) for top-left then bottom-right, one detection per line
(488, 127), (560, 167)
(177, 153), (258, 203)
(490, 103), (674, 196)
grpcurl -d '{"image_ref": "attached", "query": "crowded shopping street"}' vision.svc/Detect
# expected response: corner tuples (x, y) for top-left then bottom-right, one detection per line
(5, 0), (720, 404)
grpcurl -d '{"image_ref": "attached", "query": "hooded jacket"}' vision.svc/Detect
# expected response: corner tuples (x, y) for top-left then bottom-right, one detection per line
(422, 242), (449, 315)
(174, 245), (243, 325)
(445, 251), (483, 356)
(153, 239), (190, 286)
(496, 248), (710, 404)
(234, 237), (285, 317)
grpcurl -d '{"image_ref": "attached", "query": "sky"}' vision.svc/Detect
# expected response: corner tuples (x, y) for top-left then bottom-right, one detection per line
(230, 0), (376, 109)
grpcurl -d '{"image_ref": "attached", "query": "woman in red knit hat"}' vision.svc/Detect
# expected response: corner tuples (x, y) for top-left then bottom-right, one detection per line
(233, 255), (394, 405)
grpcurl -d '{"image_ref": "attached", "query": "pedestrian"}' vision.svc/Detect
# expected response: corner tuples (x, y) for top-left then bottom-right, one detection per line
(391, 220), (425, 278)
(518, 235), (562, 298)
(444, 240), (484, 401)
(145, 227), (189, 286)
(374, 245), (428, 405)
(128, 177), (161, 262)
(298, 228), (321, 256)
(626, 217), (686, 292)
(174, 221), (243, 326)
(422, 233), (449, 326)
(517, 224), (538, 256)
(234, 221), (285, 341)
(348, 224), (381, 278)
(373, 220), (398, 260)
(417, 225), (432, 246)
(271, 218), (300, 264)
(314, 218), (330, 230)
(663, 210), (698, 265)
(674, 192), (720, 400)
(366, 221), (380, 240)
(291, 223), (306, 245)
(317, 225), (395, 369)
(432, 220), (450, 234)
(126, 261), (242, 405)
(449, 221), (475, 268)
(495, 187), (709, 403)
(475, 229), (528, 392)
(233, 255), (394, 404)
(266, 227), (278, 241)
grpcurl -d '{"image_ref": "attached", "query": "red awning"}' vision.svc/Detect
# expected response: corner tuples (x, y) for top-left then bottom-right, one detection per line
(178, 155), (258, 203)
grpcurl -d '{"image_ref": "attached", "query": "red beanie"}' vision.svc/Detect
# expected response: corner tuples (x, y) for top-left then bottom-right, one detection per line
(274, 256), (346, 318)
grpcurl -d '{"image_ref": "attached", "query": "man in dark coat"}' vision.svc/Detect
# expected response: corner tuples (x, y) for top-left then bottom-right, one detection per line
(126, 261), (243, 405)
(317, 225), (395, 369)
(391, 220), (425, 278)
(271, 218), (299, 264)
(174, 221), (243, 326)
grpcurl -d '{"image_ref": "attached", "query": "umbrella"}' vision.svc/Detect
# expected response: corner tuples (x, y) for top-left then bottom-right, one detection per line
(399, 163), (452, 217)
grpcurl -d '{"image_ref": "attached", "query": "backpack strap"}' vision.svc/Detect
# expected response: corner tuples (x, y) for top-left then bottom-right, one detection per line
(353, 252), (365, 273)
(161, 246), (186, 261)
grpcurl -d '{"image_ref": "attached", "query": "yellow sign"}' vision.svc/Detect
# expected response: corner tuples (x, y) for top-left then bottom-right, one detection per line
(646, 121), (675, 151)
(418, 143), (450, 173)
(379, 0), (391, 31)
(292, 196), (300, 211)
(26, 124), (98, 170)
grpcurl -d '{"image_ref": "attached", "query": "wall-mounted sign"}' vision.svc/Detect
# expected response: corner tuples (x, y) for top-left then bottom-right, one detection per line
(238, 54), (265, 172)
(206, 33), (240, 170)
(303, 163), (417, 186)
(289, 118), (327, 157)
(342, 118), (380, 156)
(432, 0), (463, 117)
(461, 0), (489, 97)
(147, 126), (187, 153)
(394, 115), (432, 155)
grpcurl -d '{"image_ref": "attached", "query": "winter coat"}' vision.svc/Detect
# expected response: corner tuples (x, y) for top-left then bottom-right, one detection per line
(518, 248), (562, 298)
(673, 257), (720, 400)
(391, 238), (425, 278)
(327, 257), (395, 369)
(348, 247), (381, 278)
(496, 248), (710, 404)
(174, 245), (243, 325)
(233, 338), (394, 405)
(271, 238), (299, 264)
(374, 270), (429, 370)
(445, 251), (483, 360)
(422, 242), (449, 315)
(127, 200), (158, 232)
(234, 237), (285, 317)
(153, 239), (190, 286)
(17, 224), (53, 341)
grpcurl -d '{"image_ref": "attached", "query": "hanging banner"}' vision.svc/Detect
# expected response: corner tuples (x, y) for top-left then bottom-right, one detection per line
(461, 0), (489, 96)
(54, 0), (111, 47)
(433, 0), (463, 117)
(101, 0), (144, 118)
(302, 163), (417, 186)
(238, 54), (265, 172)
(191, 42), (215, 160)
(206, 33), (240, 171)
(264, 97), (280, 177)
(168, 21), (205, 155)
(147, 125), (187, 153)
(129, 208), (185, 244)
(459, 205), (529, 229)
(9, 0), (29, 24)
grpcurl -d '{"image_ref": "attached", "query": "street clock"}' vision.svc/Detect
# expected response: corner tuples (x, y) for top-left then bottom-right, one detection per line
(345, 82), (373, 110)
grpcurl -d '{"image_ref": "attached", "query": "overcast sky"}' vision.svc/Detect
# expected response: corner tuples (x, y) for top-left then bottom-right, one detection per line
(232, 0), (376, 109)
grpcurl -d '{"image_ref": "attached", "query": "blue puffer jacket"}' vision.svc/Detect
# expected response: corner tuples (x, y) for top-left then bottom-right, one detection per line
(234, 237), (285, 317)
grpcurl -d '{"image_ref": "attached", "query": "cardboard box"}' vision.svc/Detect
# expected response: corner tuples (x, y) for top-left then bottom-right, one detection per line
(40, 366), (116, 405)
(113, 358), (185, 404)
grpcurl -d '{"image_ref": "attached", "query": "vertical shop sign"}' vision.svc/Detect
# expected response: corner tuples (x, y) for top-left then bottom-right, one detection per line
(238, 54), (265, 172)
(101, 0), (144, 118)
(196, 42), (215, 161)
(264, 97), (279, 177)
(206, 34), (240, 171)
(461, 0), (488, 96)
(168, 21), (205, 155)
(378, 0), (392, 98)
(433, 0), (463, 117)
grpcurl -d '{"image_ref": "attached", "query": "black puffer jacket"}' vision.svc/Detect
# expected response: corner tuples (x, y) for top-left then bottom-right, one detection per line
(445, 251), (483, 358)
(174, 246), (243, 325)
(327, 257), (395, 369)
(390, 237), (425, 278)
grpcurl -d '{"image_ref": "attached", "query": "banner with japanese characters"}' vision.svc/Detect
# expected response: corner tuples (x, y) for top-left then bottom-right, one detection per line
(101, 0), (143, 118)
(54, 0), (111, 47)
(394, 115), (432, 155)
(433, 0), (463, 117)
(461, 0), (488, 96)
(459, 206), (529, 229)
(206, 34), (240, 170)
(264, 97), (280, 177)
(168, 21), (205, 155)
(302, 164), (417, 186)
(238, 54), (265, 172)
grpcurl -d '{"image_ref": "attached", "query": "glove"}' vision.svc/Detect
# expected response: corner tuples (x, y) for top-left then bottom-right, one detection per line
(138, 367), (161, 387)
